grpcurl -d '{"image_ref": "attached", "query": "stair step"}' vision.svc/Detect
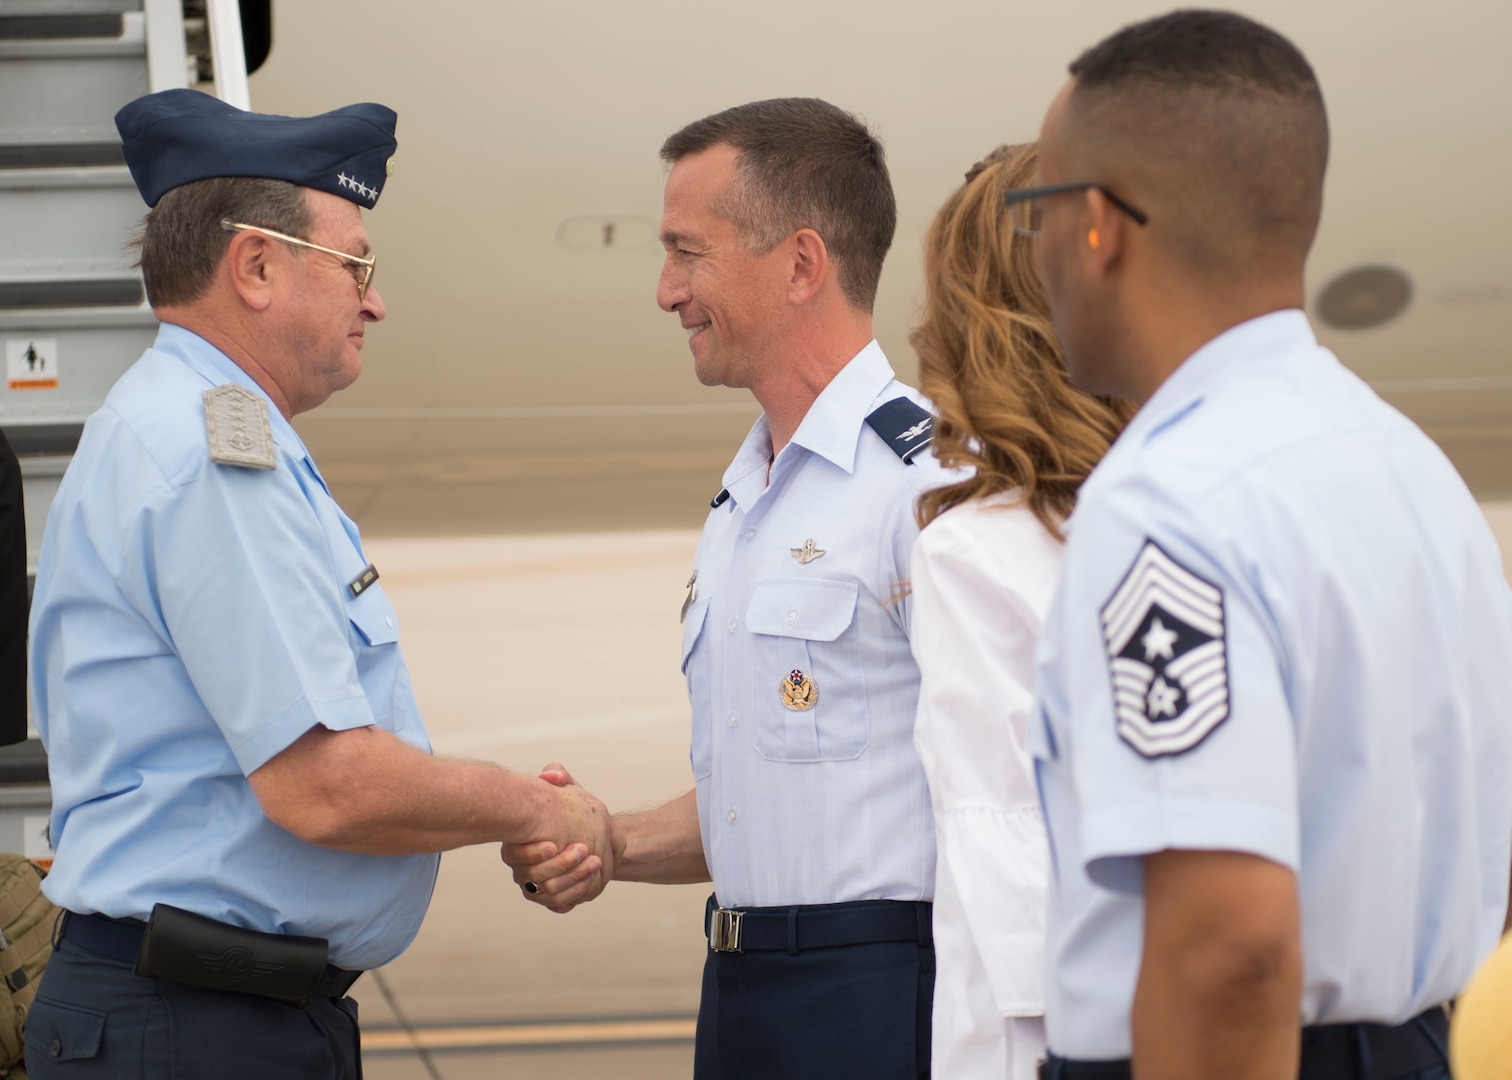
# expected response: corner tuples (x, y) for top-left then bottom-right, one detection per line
(0, 11), (143, 57)
(1, 0), (141, 14)
(0, 162), (132, 188)
(0, 143), (126, 170)
(0, 13), (124, 38)
(0, 280), (144, 309)
(5, 423), (83, 457)
(0, 304), (154, 330)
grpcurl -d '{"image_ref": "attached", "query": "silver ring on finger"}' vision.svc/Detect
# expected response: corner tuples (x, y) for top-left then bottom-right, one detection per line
(524, 880), (540, 895)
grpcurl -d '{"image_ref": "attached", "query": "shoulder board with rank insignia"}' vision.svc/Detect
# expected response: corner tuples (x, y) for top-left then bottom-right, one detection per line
(204, 384), (276, 470)
(1101, 539), (1230, 758)
(865, 397), (934, 465)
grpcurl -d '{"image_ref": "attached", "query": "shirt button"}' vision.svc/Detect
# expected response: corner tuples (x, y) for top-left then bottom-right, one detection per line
(786, 609), (797, 625)
(727, 808), (738, 823)
(50, 1039), (61, 1058)
(744, 529), (756, 541)
(728, 618), (738, 633)
(384, 616), (394, 628)
(727, 712), (738, 727)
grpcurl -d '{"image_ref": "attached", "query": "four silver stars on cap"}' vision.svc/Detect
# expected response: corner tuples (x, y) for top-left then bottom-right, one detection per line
(336, 173), (377, 202)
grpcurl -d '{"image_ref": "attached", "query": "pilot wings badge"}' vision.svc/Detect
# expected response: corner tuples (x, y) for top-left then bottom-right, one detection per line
(1100, 540), (1229, 758)
(790, 539), (826, 564)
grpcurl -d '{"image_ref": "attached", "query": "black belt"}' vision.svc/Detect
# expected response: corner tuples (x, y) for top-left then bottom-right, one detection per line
(59, 911), (362, 1001)
(703, 894), (932, 953)
(1040, 1006), (1451, 1080)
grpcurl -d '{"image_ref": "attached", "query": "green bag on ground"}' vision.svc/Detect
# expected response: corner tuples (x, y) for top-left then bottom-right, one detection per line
(0, 854), (59, 1079)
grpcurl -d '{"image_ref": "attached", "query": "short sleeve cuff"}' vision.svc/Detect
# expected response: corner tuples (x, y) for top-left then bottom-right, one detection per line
(231, 693), (376, 775)
(1081, 797), (1299, 889)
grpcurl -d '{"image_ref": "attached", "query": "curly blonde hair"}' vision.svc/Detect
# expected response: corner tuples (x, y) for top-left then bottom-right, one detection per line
(912, 143), (1134, 538)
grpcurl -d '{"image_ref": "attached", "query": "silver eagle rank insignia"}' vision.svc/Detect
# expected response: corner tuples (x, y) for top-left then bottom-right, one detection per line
(1100, 540), (1230, 758)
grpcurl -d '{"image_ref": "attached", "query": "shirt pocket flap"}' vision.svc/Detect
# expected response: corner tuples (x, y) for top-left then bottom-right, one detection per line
(681, 595), (711, 672)
(348, 589), (400, 647)
(745, 578), (859, 642)
(25, 999), (105, 1062)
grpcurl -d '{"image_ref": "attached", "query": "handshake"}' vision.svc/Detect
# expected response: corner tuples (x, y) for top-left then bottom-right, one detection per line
(504, 763), (622, 914)
(502, 766), (707, 910)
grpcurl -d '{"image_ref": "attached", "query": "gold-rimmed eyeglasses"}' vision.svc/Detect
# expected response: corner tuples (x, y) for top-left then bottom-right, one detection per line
(220, 219), (376, 300)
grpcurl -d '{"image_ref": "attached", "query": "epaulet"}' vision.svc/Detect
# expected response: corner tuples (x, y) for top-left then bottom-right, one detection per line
(203, 384), (276, 470)
(864, 397), (934, 465)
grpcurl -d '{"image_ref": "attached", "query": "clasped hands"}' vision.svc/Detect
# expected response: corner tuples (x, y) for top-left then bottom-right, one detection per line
(504, 763), (621, 914)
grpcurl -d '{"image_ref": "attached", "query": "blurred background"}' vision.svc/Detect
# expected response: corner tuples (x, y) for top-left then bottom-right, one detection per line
(5, 0), (1510, 1076)
(251, 0), (1512, 536)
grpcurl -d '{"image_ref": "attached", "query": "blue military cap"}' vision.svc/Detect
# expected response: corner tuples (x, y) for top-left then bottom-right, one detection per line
(115, 89), (398, 208)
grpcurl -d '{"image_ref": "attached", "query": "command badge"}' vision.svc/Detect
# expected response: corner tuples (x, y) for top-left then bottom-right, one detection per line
(1100, 540), (1229, 758)
(780, 669), (819, 711)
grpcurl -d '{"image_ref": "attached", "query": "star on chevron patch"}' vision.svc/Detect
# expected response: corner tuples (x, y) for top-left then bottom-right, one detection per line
(1100, 539), (1230, 758)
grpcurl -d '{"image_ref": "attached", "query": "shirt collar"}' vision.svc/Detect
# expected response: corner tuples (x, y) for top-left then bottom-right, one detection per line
(788, 339), (895, 473)
(1123, 308), (1316, 446)
(720, 340), (894, 510)
(151, 322), (313, 462)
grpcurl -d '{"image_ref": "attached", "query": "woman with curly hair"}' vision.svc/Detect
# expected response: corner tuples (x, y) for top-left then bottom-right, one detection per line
(909, 143), (1132, 1079)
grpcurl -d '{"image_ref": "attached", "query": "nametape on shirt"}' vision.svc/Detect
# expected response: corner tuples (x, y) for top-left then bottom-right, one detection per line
(204, 384), (276, 470)
(1100, 539), (1230, 759)
(348, 563), (380, 598)
(865, 397), (934, 464)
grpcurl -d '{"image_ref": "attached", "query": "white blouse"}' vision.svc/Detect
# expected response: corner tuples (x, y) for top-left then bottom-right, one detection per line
(910, 494), (1061, 1080)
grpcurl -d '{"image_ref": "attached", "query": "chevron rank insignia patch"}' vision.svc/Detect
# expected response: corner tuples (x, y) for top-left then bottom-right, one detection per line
(1100, 540), (1230, 758)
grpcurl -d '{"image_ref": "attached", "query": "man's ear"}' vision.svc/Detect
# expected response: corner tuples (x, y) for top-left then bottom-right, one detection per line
(787, 228), (830, 305)
(1082, 187), (1127, 279)
(225, 231), (277, 311)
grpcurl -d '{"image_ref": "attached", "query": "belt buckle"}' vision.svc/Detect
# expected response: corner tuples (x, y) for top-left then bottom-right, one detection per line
(709, 908), (743, 953)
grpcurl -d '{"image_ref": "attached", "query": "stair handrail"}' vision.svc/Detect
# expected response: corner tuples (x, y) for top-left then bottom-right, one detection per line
(204, 0), (249, 109)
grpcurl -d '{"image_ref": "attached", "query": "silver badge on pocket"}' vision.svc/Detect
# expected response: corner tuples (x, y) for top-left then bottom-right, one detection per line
(790, 539), (826, 564)
(780, 669), (819, 711)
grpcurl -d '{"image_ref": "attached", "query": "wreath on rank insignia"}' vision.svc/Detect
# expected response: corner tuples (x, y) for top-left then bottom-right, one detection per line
(1100, 539), (1231, 758)
(780, 669), (819, 712)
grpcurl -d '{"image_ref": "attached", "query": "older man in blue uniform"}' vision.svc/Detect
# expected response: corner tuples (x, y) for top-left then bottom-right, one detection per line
(1015, 11), (1512, 1080)
(25, 90), (612, 1078)
(506, 99), (944, 1078)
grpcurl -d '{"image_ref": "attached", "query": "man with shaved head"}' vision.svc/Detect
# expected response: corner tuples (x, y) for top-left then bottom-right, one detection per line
(1019, 11), (1512, 1080)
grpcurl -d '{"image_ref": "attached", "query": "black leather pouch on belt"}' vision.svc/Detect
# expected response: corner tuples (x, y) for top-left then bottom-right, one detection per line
(133, 903), (329, 1006)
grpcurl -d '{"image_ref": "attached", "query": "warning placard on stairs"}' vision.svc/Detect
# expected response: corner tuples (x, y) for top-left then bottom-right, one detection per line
(6, 338), (59, 390)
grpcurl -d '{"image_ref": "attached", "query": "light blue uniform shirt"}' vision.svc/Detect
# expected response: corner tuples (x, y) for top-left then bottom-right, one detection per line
(29, 324), (438, 971)
(1033, 311), (1512, 1058)
(683, 341), (944, 908)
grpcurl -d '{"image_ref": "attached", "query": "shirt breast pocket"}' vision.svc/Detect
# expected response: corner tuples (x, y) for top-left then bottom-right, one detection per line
(745, 578), (867, 763)
(683, 595), (714, 780)
(347, 587), (399, 647)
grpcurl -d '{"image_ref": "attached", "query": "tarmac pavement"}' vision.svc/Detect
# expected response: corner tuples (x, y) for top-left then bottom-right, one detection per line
(356, 530), (710, 1078)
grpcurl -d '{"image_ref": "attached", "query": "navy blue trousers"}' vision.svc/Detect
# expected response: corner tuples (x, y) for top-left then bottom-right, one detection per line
(24, 937), (362, 1078)
(693, 932), (934, 1079)
(1042, 1007), (1453, 1080)
(1042, 1061), (1449, 1080)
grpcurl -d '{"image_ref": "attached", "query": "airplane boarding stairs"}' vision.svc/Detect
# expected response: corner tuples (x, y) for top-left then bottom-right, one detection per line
(0, 0), (264, 859)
